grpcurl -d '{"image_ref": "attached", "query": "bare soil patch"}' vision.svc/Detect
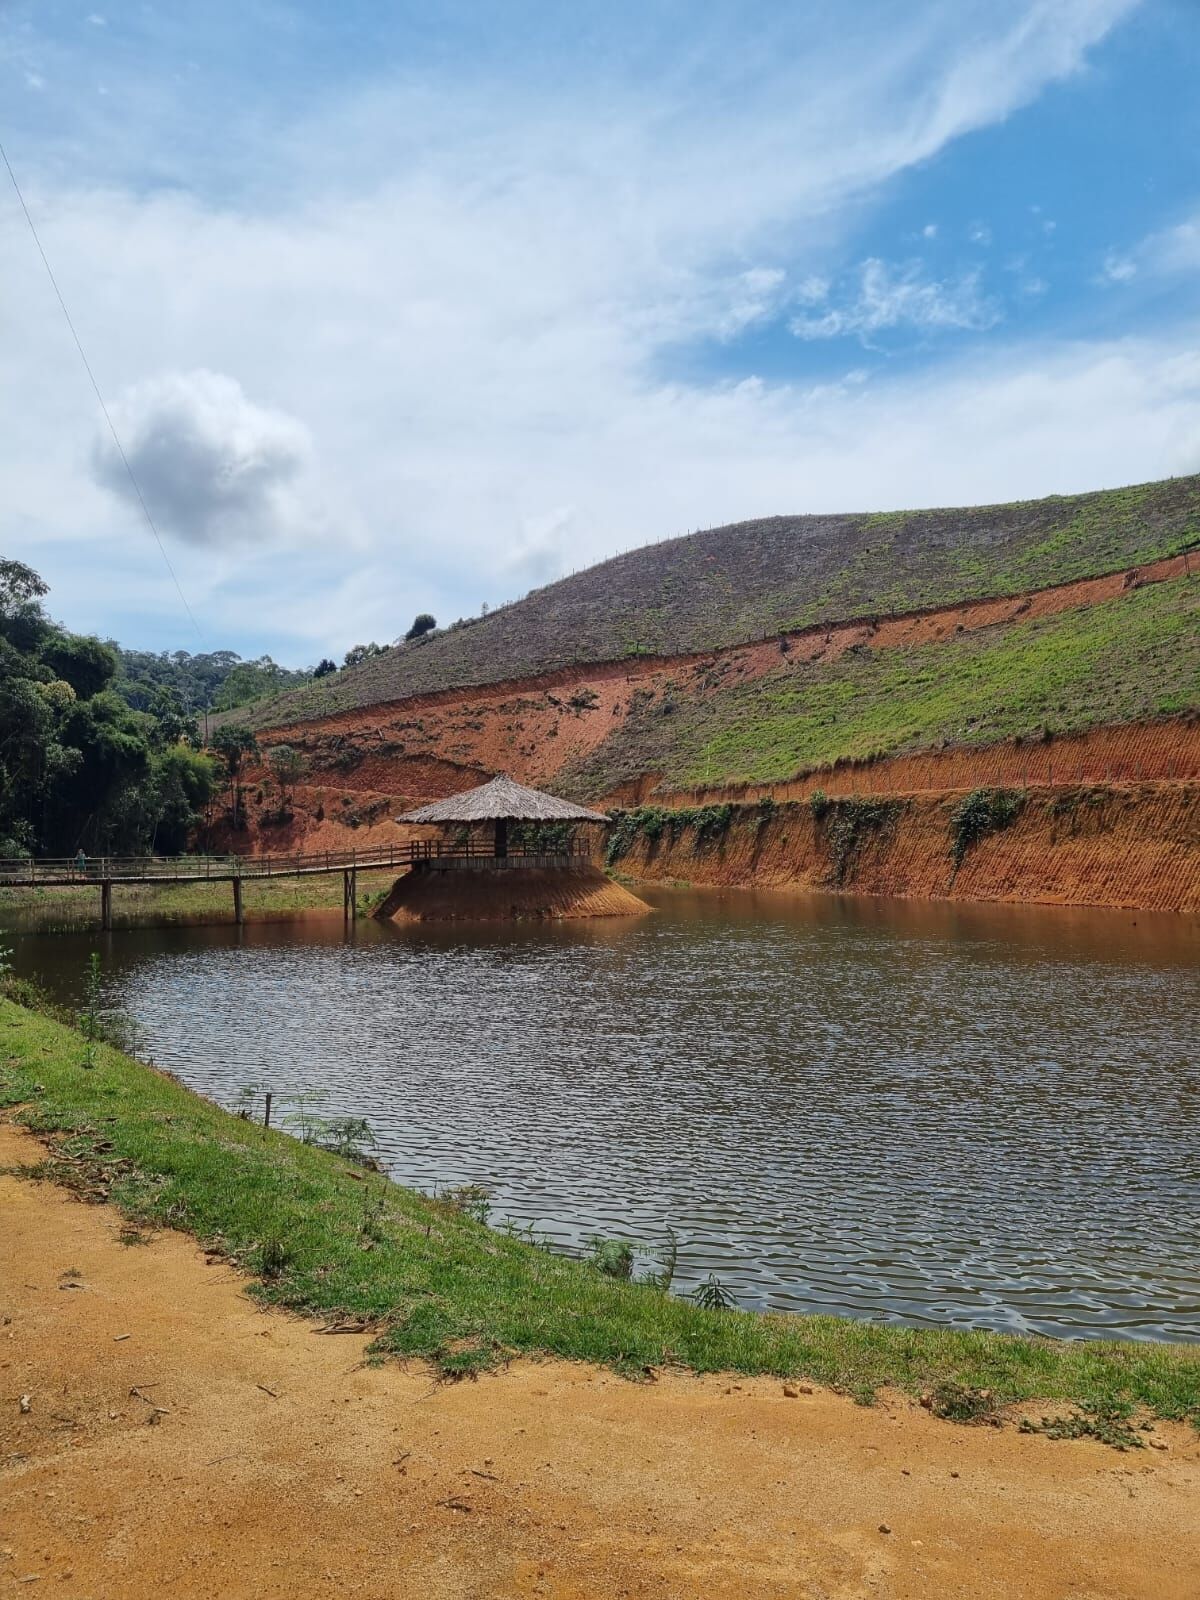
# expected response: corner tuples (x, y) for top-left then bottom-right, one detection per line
(3, 1123), (1197, 1599)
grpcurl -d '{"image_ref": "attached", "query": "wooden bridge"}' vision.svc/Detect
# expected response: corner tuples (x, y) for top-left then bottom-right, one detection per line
(0, 840), (592, 927)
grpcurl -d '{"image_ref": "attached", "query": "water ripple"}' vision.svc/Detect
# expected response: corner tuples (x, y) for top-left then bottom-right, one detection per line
(17, 887), (1199, 1341)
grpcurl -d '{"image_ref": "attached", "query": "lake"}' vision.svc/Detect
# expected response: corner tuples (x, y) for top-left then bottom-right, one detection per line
(9, 886), (1198, 1342)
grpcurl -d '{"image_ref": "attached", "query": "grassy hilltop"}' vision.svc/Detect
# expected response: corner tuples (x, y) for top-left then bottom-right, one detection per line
(244, 474), (1200, 731)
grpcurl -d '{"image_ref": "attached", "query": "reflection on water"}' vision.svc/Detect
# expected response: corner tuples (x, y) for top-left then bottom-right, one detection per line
(12, 887), (1200, 1341)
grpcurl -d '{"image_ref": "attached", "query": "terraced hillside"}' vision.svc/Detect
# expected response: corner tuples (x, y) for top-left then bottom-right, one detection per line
(245, 474), (1200, 730)
(562, 568), (1199, 796)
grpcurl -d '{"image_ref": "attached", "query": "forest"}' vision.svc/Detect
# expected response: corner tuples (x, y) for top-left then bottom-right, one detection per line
(0, 560), (249, 857)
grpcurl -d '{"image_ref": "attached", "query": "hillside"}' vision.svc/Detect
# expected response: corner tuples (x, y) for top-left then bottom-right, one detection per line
(243, 474), (1200, 730)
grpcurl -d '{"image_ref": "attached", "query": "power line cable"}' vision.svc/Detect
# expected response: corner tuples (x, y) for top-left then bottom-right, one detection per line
(0, 136), (201, 638)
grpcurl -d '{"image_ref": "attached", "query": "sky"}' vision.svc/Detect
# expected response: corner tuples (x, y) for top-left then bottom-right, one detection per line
(1, 0), (1197, 664)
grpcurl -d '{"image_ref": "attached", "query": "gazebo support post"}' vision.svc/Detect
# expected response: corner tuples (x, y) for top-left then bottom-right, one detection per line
(495, 818), (508, 859)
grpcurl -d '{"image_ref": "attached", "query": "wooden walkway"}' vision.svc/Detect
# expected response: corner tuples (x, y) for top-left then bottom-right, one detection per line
(0, 845), (414, 928)
(0, 841), (590, 927)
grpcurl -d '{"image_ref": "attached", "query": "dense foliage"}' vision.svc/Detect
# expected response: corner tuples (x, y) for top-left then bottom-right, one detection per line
(0, 560), (219, 857)
(114, 645), (312, 716)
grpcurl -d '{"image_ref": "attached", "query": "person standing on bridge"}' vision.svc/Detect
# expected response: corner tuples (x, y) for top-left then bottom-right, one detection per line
(74, 848), (87, 878)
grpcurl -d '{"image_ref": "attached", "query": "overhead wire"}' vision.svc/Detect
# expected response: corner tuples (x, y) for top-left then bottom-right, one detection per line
(0, 135), (201, 638)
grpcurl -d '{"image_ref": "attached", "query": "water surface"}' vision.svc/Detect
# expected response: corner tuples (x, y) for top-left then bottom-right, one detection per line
(12, 888), (1199, 1341)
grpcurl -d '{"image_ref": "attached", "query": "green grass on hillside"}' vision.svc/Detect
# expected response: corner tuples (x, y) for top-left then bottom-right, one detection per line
(242, 475), (1200, 731)
(564, 574), (1198, 793)
(2, 1000), (1198, 1428)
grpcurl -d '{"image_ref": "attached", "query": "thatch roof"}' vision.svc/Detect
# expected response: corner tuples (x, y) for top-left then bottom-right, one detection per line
(397, 774), (610, 825)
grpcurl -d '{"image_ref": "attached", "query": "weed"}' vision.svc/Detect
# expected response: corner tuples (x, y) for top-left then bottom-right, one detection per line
(319, 1116), (379, 1164)
(817, 797), (902, 885)
(949, 788), (1024, 873)
(690, 1273), (738, 1312)
(359, 1193), (390, 1245)
(590, 1236), (635, 1280)
(808, 789), (830, 821)
(922, 1381), (1003, 1425)
(1020, 1401), (1146, 1451)
(645, 1227), (679, 1293)
(440, 1183), (492, 1225)
(79, 951), (102, 1070)
(257, 1236), (293, 1279)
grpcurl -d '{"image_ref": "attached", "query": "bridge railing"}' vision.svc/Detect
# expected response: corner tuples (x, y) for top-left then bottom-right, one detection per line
(0, 844), (409, 885)
(0, 837), (592, 885)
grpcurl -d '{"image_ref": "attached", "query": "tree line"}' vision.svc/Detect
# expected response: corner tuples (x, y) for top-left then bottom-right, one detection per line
(0, 559), (438, 858)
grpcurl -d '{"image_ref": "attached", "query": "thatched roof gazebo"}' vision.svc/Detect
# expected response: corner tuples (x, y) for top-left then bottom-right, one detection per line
(379, 774), (646, 922)
(399, 774), (608, 858)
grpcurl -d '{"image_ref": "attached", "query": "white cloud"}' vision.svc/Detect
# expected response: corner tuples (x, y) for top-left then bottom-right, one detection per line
(922, 223), (938, 239)
(0, 0), (1161, 657)
(1095, 212), (1200, 287)
(90, 370), (322, 548)
(1146, 216), (1200, 275)
(1098, 251), (1137, 284)
(968, 221), (992, 246)
(24, 70), (45, 90)
(714, 268), (788, 339)
(789, 259), (998, 341)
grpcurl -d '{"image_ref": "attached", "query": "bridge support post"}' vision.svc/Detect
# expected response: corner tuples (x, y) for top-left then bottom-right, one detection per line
(232, 876), (244, 926)
(343, 867), (357, 922)
(100, 880), (112, 931)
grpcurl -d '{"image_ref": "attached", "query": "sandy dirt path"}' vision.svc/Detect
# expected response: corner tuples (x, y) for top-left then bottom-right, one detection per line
(2, 1123), (1197, 1600)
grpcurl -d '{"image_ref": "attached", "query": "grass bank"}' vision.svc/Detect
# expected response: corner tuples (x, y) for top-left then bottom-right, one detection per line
(2, 1000), (1197, 1431)
(0, 868), (400, 934)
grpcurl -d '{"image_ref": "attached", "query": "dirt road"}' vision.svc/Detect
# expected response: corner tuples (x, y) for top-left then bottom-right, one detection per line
(2, 1122), (1197, 1599)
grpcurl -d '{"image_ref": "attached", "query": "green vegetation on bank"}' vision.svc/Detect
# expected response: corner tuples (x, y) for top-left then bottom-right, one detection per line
(2, 999), (1197, 1425)
(566, 574), (1198, 794)
(239, 473), (1200, 731)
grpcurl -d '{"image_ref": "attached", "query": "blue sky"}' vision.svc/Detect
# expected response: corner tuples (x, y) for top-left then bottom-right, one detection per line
(1, 1), (1197, 663)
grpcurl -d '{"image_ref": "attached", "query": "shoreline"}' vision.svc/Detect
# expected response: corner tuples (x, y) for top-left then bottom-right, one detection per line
(2, 998), (1197, 1416)
(6, 1124), (1198, 1599)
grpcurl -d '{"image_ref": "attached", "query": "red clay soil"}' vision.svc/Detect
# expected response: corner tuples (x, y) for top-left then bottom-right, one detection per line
(237, 551), (1192, 818)
(653, 717), (1200, 809)
(375, 864), (649, 921)
(5, 1122), (1200, 1600)
(214, 551), (1198, 913)
(620, 784), (1200, 913)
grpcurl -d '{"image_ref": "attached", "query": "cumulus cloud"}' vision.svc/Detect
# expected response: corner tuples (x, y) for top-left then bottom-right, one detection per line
(789, 259), (999, 342)
(0, 0), (1172, 657)
(90, 370), (319, 547)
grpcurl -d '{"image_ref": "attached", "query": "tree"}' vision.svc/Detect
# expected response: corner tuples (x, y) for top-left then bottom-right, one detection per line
(148, 686), (199, 748)
(0, 559), (50, 654)
(405, 612), (437, 641)
(210, 724), (259, 828)
(39, 632), (118, 700)
(0, 560), (223, 857)
(265, 743), (305, 799)
(342, 641), (383, 669)
(312, 658), (337, 678)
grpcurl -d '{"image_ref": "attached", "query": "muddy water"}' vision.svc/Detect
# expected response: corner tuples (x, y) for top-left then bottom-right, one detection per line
(10, 889), (1199, 1341)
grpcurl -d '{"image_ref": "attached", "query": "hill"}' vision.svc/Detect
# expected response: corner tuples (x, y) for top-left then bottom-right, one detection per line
(242, 474), (1200, 731)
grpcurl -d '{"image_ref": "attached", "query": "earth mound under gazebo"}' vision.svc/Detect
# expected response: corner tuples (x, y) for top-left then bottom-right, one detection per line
(374, 774), (649, 922)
